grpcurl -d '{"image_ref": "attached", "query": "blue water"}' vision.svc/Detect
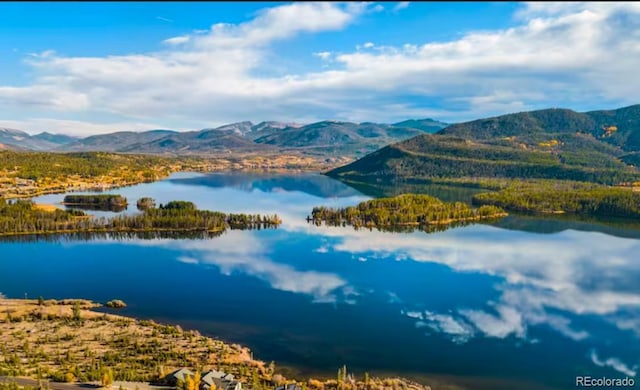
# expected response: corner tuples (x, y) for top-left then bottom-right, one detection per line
(1, 172), (639, 390)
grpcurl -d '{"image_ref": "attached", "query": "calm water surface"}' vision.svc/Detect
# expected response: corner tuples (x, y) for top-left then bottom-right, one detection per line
(1, 172), (639, 390)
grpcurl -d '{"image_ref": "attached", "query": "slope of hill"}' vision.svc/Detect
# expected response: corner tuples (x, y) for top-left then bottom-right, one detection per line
(439, 105), (640, 150)
(253, 120), (441, 156)
(585, 104), (640, 151)
(60, 130), (179, 152)
(245, 121), (303, 140)
(120, 128), (275, 154)
(392, 118), (448, 133)
(32, 132), (78, 145)
(205, 121), (254, 136)
(328, 105), (640, 186)
(0, 128), (64, 151)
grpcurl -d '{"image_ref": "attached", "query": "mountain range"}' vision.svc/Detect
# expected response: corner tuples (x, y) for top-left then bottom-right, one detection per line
(328, 104), (640, 185)
(0, 119), (448, 157)
(0, 128), (78, 151)
(7, 104), (640, 187)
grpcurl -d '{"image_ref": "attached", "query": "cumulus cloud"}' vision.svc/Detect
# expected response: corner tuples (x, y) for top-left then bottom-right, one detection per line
(2, 2), (640, 134)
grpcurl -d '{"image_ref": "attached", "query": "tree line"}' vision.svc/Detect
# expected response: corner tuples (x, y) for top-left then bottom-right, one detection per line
(309, 194), (506, 232)
(0, 198), (280, 237)
(472, 179), (640, 217)
(63, 195), (128, 211)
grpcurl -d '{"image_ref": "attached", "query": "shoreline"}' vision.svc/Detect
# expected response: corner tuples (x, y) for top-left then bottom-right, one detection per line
(0, 167), (339, 201)
(0, 298), (432, 390)
(0, 149), (343, 201)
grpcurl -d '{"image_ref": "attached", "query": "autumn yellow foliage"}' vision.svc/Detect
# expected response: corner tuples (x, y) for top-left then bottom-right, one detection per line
(538, 139), (560, 148)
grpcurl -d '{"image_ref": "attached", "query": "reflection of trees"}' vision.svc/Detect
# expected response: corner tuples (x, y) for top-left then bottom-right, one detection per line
(308, 218), (472, 234)
(66, 203), (127, 212)
(0, 224), (284, 243)
(0, 230), (227, 243)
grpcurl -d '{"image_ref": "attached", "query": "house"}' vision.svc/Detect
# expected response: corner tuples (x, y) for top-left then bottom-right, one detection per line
(164, 368), (195, 387)
(201, 370), (242, 390)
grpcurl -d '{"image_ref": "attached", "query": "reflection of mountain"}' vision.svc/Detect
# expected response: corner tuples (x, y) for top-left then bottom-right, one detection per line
(167, 173), (364, 199)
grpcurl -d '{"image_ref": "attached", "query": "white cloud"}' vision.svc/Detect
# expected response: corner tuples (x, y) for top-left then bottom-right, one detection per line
(0, 118), (171, 136)
(163, 35), (190, 45)
(459, 305), (526, 339)
(177, 256), (199, 264)
(590, 349), (638, 377)
(122, 231), (350, 302)
(2, 2), (640, 134)
(422, 310), (475, 344)
(313, 51), (332, 60)
(393, 2), (410, 12)
(302, 223), (640, 344)
(314, 245), (329, 253)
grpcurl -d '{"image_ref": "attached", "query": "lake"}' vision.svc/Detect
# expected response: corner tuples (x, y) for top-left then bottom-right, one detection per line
(1, 172), (639, 390)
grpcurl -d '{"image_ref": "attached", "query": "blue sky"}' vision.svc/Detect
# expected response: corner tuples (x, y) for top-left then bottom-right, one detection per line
(0, 2), (638, 135)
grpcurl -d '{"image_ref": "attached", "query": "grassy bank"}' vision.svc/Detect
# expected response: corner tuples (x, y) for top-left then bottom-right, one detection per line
(0, 298), (430, 390)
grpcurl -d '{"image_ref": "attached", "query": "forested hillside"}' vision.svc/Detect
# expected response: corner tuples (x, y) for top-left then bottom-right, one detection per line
(328, 105), (640, 186)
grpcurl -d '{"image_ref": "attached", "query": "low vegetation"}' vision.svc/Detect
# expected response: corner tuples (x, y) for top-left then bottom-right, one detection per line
(0, 298), (431, 390)
(310, 194), (506, 232)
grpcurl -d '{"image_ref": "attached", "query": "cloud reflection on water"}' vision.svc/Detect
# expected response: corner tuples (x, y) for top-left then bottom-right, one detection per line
(287, 222), (640, 376)
(109, 230), (350, 303)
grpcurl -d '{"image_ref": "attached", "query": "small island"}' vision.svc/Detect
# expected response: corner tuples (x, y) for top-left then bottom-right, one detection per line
(309, 194), (507, 232)
(0, 197), (281, 237)
(63, 194), (128, 212)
